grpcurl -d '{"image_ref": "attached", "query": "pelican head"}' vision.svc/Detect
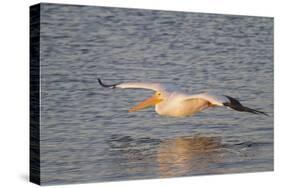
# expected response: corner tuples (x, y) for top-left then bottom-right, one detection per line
(129, 91), (164, 112)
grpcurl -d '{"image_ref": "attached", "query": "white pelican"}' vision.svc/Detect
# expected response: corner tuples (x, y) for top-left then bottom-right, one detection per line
(98, 78), (268, 117)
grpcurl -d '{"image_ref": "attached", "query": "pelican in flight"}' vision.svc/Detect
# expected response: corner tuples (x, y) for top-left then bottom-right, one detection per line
(98, 78), (268, 117)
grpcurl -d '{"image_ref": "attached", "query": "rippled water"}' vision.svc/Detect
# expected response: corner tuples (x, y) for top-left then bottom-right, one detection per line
(39, 3), (273, 185)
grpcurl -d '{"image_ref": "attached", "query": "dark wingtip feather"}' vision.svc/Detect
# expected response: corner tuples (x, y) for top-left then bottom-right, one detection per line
(97, 78), (116, 88)
(97, 78), (102, 85)
(223, 96), (268, 116)
(242, 106), (269, 116)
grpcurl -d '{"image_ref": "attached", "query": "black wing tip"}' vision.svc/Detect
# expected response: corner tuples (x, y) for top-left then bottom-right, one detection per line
(256, 110), (269, 116)
(223, 96), (269, 117)
(97, 78), (116, 89)
(244, 108), (269, 116)
(97, 78), (103, 85)
(97, 78), (103, 86)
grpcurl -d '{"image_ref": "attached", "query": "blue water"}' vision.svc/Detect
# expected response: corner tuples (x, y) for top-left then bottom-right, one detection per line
(38, 3), (273, 185)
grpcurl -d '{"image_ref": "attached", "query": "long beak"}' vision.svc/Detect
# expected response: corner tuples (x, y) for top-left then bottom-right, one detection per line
(129, 94), (162, 112)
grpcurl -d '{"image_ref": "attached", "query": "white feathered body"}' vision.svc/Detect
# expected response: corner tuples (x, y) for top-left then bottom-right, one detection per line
(155, 92), (229, 117)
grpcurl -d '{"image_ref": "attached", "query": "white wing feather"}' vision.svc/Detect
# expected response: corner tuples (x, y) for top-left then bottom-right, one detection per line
(98, 78), (180, 92)
(116, 83), (163, 91)
(116, 82), (180, 93)
(183, 92), (229, 106)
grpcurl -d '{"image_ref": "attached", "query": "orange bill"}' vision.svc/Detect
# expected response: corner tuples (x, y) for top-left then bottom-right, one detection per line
(129, 94), (162, 112)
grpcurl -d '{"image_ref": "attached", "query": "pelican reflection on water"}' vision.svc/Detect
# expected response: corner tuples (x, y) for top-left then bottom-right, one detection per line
(108, 135), (226, 177)
(157, 136), (223, 177)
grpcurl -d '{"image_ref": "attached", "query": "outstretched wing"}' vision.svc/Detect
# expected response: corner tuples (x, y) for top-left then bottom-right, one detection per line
(183, 93), (268, 116)
(98, 78), (178, 92)
(223, 95), (268, 116)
